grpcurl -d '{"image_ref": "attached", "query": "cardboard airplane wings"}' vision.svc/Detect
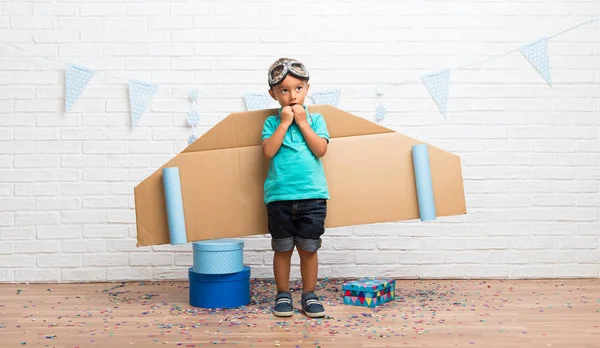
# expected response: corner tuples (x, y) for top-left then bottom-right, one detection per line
(133, 105), (466, 247)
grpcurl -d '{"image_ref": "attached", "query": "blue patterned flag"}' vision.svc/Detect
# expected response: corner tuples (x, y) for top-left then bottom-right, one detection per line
(520, 37), (552, 86)
(188, 133), (198, 145)
(375, 103), (386, 122)
(64, 64), (96, 111)
(244, 93), (271, 111)
(128, 80), (158, 127)
(189, 88), (199, 102)
(422, 69), (451, 119)
(311, 89), (341, 106)
(187, 110), (200, 127)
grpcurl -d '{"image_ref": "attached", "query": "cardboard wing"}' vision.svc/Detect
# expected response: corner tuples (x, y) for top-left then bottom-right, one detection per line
(133, 105), (466, 247)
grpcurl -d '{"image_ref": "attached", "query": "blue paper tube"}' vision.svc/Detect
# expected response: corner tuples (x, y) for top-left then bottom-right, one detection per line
(162, 167), (188, 244)
(412, 144), (436, 221)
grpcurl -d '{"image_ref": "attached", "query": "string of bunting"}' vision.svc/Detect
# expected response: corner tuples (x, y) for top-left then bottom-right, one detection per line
(1, 18), (596, 142)
(243, 18), (595, 122)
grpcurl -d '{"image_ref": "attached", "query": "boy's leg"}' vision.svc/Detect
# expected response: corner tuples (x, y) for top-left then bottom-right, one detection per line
(296, 248), (318, 293)
(273, 250), (293, 292)
(266, 201), (296, 317)
(294, 199), (327, 318)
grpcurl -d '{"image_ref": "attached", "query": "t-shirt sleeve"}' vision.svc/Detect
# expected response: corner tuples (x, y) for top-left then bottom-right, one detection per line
(261, 116), (277, 141)
(311, 113), (330, 143)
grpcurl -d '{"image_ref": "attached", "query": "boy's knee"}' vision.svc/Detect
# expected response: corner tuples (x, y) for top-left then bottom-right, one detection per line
(295, 237), (321, 253)
(271, 237), (295, 252)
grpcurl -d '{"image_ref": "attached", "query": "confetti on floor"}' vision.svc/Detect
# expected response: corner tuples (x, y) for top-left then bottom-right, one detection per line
(0, 278), (599, 347)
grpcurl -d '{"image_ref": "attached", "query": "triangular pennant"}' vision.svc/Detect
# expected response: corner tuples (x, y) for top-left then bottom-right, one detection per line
(243, 93), (271, 111)
(128, 80), (158, 127)
(520, 37), (552, 86)
(421, 69), (451, 119)
(310, 89), (341, 106)
(366, 298), (372, 306)
(351, 296), (358, 303)
(64, 64), (96, 111)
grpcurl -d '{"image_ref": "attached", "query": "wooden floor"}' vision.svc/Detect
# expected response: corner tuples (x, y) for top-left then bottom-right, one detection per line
(0, 278), (598, 348)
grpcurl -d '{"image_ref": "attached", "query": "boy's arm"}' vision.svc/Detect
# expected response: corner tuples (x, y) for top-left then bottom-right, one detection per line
(262, 123), (290, 159)
(297, 122), (328, 158)
(294, 107), (329, 158)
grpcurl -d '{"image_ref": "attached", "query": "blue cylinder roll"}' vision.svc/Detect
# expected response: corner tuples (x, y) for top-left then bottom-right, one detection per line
(412, 144), (436, 221)
(162, 167), (187, 244)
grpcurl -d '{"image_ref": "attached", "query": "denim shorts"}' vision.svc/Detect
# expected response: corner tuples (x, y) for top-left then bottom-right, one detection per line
(266, 199), (327, 253)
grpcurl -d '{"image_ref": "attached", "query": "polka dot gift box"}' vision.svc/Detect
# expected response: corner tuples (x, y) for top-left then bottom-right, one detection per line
(188, 238), (250, 309)
(342, 277), (396, 308)
(192, 238), (244, 275)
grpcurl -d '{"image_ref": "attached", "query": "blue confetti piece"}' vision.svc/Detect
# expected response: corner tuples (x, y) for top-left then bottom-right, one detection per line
(188, 134), (198, 145)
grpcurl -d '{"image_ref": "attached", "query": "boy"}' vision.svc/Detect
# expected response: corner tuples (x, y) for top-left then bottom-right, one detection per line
(261, 58), (330, 318)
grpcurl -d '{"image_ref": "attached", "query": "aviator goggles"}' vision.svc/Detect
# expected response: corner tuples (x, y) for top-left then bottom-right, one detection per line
(268, 59), (310, 87)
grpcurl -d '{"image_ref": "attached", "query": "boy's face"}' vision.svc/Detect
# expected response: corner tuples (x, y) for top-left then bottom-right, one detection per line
(268, 74), (310, 108)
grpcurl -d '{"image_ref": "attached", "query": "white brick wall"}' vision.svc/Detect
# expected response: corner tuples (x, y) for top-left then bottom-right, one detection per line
(1, 1), (599, 283)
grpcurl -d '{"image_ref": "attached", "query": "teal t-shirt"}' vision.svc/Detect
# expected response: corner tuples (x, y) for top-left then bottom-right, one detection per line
(261, 106), (330, 204)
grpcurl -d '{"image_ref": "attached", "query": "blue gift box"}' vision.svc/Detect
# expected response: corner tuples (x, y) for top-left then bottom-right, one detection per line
(188, 265), (251, 309)
(192, 238), (244, 274)
(342, 277), (396, 307)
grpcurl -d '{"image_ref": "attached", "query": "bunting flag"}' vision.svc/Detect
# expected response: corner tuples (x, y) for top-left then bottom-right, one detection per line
(189, 88), (199, 102)
(128, 80), (158, 127)
(1, 18), (594, 133)
(187, 110), (200, 127)
(244, 93), (272, 111)
(310, 89), (341, 106)
(375, 85), (385, 122)
(421, 69), (451, 119)
(64, 64), (96, 111)
(520, 37), (552, 86)
(375, 103), (387, 123)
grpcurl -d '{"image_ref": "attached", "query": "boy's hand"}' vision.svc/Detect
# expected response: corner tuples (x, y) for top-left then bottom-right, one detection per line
(292, 104), (307, 125)
(280, 106), (294, 126)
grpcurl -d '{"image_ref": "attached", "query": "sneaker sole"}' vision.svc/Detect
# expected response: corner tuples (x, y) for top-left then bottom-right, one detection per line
(303, 310), (326, 318)
(273, 310), (294, 317)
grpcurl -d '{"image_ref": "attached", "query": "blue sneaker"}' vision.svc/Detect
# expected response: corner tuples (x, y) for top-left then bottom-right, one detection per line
(301, 292), (326, 318)
(273, 291), (294, 317)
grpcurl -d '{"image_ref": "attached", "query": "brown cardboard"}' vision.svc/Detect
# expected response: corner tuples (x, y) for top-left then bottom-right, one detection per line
(133, 105), (466, 247)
